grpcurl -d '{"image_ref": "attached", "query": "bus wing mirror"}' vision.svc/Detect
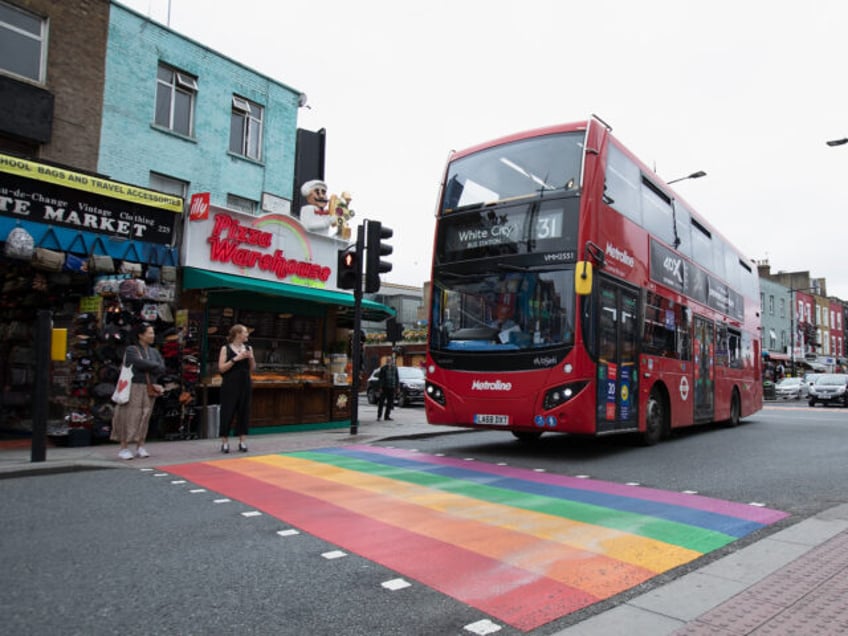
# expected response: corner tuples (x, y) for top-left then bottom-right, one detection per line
(575, 261), (593, 296)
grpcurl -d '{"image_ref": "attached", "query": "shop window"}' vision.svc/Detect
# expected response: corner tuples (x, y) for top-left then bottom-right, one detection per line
(229, 95), (263, 161)
(0, 1), (46, 83)
(155, 64), (197, 137)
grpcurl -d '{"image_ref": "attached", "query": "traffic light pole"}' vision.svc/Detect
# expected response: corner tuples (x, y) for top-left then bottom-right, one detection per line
(349, 227), (365, 435)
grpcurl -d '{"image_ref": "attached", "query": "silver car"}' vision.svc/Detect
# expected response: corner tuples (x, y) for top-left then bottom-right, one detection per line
(774, 377), (809, 400)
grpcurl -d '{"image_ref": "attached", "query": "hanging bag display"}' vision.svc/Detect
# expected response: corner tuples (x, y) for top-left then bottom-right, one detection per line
(111, 353), (133, 405)
(4, 227), (35, 260)
(32, 247), (65, 271)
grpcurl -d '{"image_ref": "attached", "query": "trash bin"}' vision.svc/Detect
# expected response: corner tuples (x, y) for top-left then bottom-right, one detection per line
(763, 381), (775, 400)
(204, 405), (220, 439)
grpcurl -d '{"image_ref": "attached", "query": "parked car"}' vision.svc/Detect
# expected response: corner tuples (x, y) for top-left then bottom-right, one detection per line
(808, 373), (848, 407)
(366, 366), (426, 407)
(774, 377), (809, 400)
(802, 372), (822, 393)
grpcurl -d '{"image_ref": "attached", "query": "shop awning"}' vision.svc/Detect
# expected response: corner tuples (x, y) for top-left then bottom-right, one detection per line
(182, 267), (395, 323)
(766, 353), (790, 362)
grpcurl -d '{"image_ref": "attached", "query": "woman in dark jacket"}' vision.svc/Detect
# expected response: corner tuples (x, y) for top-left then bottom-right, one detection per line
(111, 322), (165, 460)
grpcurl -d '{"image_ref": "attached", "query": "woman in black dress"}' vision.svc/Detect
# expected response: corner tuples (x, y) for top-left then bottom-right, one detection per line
(218, 324), (255, 453)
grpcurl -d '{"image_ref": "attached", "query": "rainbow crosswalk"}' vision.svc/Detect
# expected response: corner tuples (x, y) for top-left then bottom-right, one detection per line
(165, 445), (788, 631)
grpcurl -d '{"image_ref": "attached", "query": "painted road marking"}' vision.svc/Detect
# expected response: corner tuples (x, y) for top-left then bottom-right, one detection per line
(277, 529), (300, 537)
(381, 578), (411, 591)
(321, 550), (346, 560)
(165, 446), (788, 631)
(464, 618), (502, 634)
(241, 510), (262, 517)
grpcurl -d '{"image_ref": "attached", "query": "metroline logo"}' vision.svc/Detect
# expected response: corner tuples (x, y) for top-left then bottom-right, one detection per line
(605, 242), (635, 268)
(471, 379), (513, 391)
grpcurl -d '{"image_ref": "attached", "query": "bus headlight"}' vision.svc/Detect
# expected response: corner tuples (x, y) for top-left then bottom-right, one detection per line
(426, 382), (446, 406)
(543, 381), (587, 410)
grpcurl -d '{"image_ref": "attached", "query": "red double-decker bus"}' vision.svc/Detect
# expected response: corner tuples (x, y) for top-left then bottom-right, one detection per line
(424, 116), (761, 444)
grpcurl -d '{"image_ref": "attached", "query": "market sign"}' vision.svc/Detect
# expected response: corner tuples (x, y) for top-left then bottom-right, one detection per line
(0, 153), (182, 244)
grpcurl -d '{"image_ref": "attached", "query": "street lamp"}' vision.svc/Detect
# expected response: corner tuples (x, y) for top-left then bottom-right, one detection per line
(667, 170), (707, 185)
(826, 138), (848, 147)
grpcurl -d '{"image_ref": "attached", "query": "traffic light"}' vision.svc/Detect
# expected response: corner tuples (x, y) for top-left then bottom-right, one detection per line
(386, 318), (404, 343)
(336, 248), (358, 290)
(364, 220), (393, 293)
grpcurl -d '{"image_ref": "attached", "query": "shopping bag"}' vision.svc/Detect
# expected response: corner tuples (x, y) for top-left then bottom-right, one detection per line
(111, 359), (133, 404)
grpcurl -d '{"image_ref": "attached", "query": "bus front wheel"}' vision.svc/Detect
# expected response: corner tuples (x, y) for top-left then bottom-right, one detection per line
(642, 388), (665, 446)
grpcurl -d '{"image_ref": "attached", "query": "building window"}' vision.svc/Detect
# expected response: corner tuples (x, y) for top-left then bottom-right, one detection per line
(150, 171), (188, 199)
(768, 295), (774, 316)
(779, 297), (785, 319)
(155, 64), (197, 137)
(226, 193), (257, 215)
(229, 95), (263, 161)
(0, 1), (46, 82)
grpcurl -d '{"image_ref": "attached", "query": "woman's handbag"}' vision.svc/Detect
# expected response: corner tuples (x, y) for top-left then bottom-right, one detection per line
(146, 373), (159, 397)
(112, 357), (133, 405)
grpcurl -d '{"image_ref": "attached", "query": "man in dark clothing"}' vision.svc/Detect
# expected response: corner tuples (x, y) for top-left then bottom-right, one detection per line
(376, 358), (399, 421)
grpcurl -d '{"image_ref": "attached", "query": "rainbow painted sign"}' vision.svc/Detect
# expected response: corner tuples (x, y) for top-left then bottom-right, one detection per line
(166, 446), (788, 631)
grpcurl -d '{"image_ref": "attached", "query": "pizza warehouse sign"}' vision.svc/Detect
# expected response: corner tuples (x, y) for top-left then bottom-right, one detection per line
(207, 213), (330, 283)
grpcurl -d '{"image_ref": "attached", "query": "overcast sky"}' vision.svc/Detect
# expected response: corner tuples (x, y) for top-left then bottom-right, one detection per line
(121, 0), (848, 299)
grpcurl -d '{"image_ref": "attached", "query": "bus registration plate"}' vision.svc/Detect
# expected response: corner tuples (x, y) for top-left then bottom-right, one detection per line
(474, 414), (509, 426)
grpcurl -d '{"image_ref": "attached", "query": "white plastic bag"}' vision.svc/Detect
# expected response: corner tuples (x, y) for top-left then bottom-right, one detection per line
(111, 359), (133, 405)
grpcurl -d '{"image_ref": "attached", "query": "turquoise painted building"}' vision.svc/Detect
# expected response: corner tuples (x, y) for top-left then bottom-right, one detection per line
(99, 2), (304, 216)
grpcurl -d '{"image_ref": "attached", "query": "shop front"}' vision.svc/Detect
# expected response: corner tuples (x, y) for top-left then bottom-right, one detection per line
(0, 153), (183, 442)
(181, 199), (393, 433)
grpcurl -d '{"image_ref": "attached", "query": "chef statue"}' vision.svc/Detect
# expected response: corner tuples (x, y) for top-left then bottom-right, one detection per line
(299, 179), (332, 233)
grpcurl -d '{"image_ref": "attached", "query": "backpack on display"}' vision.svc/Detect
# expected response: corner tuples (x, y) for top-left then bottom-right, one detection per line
(4, 227), (35, 260)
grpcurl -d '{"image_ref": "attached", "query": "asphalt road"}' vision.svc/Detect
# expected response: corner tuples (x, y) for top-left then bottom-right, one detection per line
(385, 402), (848, 520)
(3, 401), (845, 635)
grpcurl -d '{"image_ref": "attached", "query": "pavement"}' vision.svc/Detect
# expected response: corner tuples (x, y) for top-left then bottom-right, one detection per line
(3, 402), (848, 635)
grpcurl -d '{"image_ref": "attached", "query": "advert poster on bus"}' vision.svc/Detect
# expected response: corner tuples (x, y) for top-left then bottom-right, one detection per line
(650, 239), (744, 321)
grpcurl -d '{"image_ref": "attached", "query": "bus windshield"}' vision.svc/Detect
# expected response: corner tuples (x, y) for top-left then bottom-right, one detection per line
(442, 132), (585, 213)
(430, 267), (575, 354)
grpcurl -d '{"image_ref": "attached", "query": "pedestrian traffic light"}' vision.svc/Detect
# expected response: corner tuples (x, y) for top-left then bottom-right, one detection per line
(364, 220), (393, 293)
(336, 248), (358, 290)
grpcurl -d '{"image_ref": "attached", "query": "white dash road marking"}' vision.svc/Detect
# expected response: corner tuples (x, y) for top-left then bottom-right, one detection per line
(139, 468), (154, 472)
(533, 468), (546, 473)
(497, 462), (508, 466)
(381, 578), (411, 591)
(189, 489), (206, 493)
(463, 457), (475, 462)
(170, 480), (187, 485)
(241, 511), (262, 517)
(435, 453), (445, 457)
(575, 475), (590, 479)
(625, 482), (640, 486)
(213, 498), (231, 504)
(153, 473), (168, 477)
(464, 618), (502, 634)
(277, 529), (300, 537)
(749, 502), (767, 507)
(683, 490), (699, 495)
(321, 550), (347, 560)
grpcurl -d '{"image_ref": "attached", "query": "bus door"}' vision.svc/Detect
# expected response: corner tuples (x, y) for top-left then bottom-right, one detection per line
(595, 278), (639, 433)
(693, 316), (715, 422)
